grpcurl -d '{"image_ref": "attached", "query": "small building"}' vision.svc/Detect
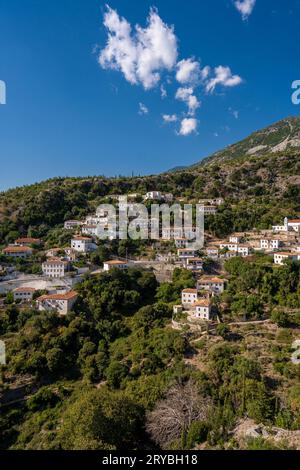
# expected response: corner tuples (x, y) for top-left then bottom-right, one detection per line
(178, 248), (196, 259)
(13, 287), (36, 303)
(36, 291), (78, 316)
(288, 220), (300, 232)
(174, 238), (188, 248)
(219, 242), (238, 252)
(162, 227), (184, 239)
(173, 305), (183, 315)
(260, 238), (280, 251)
(103, 260), (129, 272)
(181, 289), (198, 308)
(199, 198), (224, 206)
(186, 258), (203, 271)
(82, 225), (98, 236)
(193, 299), (212, 321)
(229, 236), (242, 244)
(206, 246), (219, 258)
(200, 206), (217, 216)
(273, 252), (298, 265)
(145, 191), (163, 201)
(42, 258), (68, 278)
(64, 220), (83, 230)
(15, 237), (42, 246)
(237, 245), (250, 257)
(3, 246), (33, 258)
(71, 236), (97, 253)
(197, 277), (226, 294)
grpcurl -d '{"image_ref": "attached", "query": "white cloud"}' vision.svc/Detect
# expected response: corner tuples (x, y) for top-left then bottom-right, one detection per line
(160, 84), (167, 98)
(163, 114), (177, 123)
(176, 58), (211, 85)
(176, 58), (200, 84)
(206, 66), (242, 93)
(229, 107), (239, 119)
(234, 0), (256, 20)
(99, 6), (178, 90)
(178, 118), (198, 136)
(175, 87), (200, 116)
(139, 102), (149, 115)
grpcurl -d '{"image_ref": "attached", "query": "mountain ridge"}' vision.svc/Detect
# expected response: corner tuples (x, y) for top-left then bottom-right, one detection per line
(168, 115), (300, 172)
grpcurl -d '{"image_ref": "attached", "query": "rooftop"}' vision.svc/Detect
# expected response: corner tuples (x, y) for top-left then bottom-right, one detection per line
(3, 246), (32, 253)
(37, 291), (77, 302)
(193, 299), (211, 307)
(13, 287), (36, 293)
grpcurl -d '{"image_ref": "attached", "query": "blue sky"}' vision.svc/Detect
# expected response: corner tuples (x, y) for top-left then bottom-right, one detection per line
(0, 0), (299, 190)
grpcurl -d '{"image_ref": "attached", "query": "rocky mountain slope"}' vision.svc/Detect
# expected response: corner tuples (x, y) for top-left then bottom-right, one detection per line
(196, 116), (300, 167)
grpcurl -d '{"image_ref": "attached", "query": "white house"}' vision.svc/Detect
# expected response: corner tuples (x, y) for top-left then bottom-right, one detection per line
(197, 277), (226, 294)
(272, 217), (289, 233)
(71, 236), (97, 253)
(219, 242), (238, 252)
(260, 239), (280, 251)
(174, 238), (188, 248)
(162, 227), (184, 239)
(178, 248), (196, 259)
(36, 291), (78, 316)
(42, 258), (68, 278)
(13, 287), (36, 303)
(64, 220), (83, 230)
(181, 289), (198, 308)
(273, 252), (298, 265)
(3, 246), (33, 258)
(15, 237), (42, 246)
(193, 299), (212, 320)
(103, 260), (129, 272)
(288, 220), (300, 232)
(200, 206), (217, 216)
(229, 236), (242, 244)
(186, 258), (203, 272)
(237, 245), (250, 257)
(145, 191), (162, 201)
(199, 198), (224, 206)
(206, 246), (219, 258)
(219, 243), (250, 257)
(82, 225), (98, 236)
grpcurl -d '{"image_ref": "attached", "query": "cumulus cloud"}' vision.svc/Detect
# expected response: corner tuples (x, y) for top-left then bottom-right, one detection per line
(175, 87), (200, 116)
(176, 58), (200, 84)
(234, 0), (256, 20)
(178, 118), (198, 136)
(206, 66), (242, 93)
(163, 114), (177, 123)
(99, 5), (178, 90)
(98, 5), (243, 137)
(139, 102), (149, 115)
(176, 58), (211, 86)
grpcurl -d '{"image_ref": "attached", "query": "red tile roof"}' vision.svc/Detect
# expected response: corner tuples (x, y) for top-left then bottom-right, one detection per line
(3, 246), (32, 253)
(37, 291), (77, 302)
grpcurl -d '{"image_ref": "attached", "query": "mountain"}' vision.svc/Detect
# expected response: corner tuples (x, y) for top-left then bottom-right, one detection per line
(195, 115), (300, 167)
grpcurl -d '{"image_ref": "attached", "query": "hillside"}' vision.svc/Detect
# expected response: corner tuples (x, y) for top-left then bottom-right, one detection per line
(195, 116), (300, 167)
(0, 116), (299, 244)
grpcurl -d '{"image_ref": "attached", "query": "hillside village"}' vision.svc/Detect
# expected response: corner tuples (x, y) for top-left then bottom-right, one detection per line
(0, 190), (299, 324)
(1, 119), (300, 451)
